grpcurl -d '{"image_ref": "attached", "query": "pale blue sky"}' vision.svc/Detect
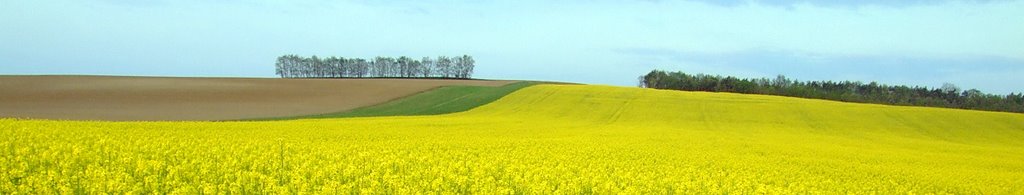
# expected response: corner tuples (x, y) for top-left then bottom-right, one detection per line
(2, 0), (1022, 93)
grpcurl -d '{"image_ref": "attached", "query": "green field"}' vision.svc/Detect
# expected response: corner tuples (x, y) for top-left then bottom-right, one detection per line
(254, 81), (540, 120)
(3, 84), (1023, 193)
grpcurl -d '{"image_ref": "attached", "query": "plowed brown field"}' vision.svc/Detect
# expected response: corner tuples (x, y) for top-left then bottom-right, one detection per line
(0, 75), (514, 121)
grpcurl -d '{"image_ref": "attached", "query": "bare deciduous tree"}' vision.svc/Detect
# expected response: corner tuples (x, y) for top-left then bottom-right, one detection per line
(274, 54), (475, 79)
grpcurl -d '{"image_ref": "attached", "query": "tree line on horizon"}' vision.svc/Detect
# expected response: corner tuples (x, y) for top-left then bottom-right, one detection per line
(274, 55), (475, 79)
(638, 70), (1024, 113)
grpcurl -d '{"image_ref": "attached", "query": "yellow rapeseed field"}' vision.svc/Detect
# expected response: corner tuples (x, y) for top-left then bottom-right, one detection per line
(3, 84), (1024, 193)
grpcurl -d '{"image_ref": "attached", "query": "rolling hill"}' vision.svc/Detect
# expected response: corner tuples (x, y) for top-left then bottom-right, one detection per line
(2, 84), (1023, 193)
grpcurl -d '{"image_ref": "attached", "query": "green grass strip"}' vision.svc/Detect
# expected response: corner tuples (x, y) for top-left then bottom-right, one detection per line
(251, 81), (541, 120)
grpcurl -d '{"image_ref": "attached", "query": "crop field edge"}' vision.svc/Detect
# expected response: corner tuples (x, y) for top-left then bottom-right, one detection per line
(245, 81), (554, 120)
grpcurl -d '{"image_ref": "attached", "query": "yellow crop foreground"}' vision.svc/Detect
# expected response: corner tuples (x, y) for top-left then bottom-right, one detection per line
(3, 85), (1024, 193)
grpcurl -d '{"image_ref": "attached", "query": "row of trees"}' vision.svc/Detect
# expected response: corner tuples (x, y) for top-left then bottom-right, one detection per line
(639, 70), (1024, 113)
(274, 55), (475, 79)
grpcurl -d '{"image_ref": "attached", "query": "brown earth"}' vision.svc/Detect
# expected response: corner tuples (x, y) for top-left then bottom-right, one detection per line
(0, 75), (515, 121)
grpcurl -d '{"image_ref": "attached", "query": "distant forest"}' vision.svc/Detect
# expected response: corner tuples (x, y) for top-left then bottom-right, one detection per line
(275, 55), (475, 79)
(638, 70), (1024, 113)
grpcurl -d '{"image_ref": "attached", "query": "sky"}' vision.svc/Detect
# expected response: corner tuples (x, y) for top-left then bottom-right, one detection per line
(1, 0), (1022, 94)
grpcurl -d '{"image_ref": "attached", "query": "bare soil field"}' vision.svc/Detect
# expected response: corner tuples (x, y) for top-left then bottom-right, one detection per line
(0, 75), (515, 121)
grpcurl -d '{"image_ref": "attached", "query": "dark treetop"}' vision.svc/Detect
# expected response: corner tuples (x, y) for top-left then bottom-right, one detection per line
(639, 70), (1024, 114)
